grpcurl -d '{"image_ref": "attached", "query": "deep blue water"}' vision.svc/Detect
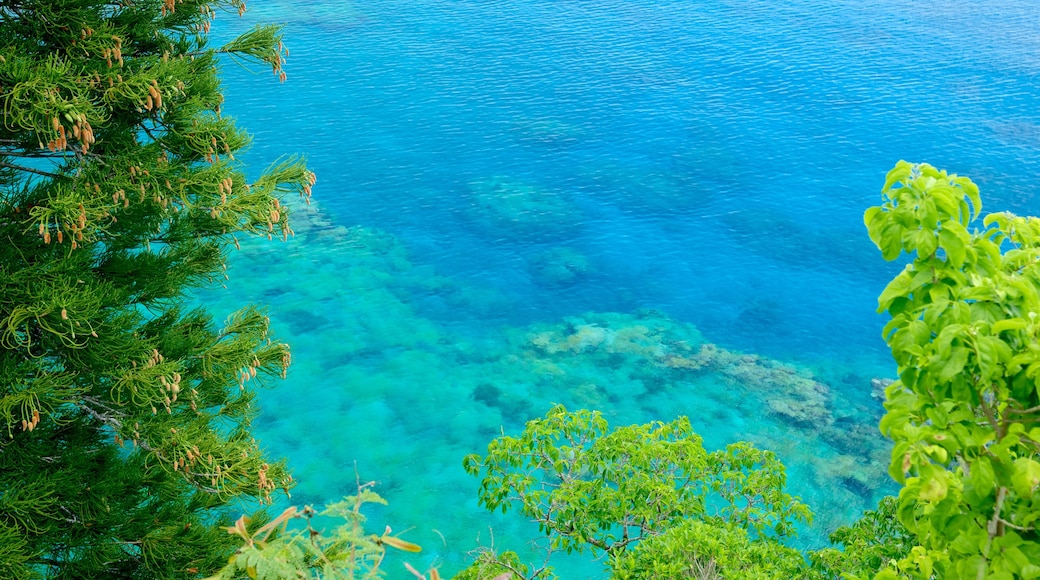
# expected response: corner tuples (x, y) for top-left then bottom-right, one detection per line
(203, 1), (1040, 576)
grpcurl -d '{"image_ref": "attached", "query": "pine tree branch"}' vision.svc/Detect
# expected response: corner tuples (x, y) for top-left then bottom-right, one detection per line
(58, 505), (81, 524)
(0, 160), (65, 180)
(0, 149), (70, 158)
(79, 396), (126, 430)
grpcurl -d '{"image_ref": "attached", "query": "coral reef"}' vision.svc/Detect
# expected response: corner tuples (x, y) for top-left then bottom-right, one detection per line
(814, 452), (890, 500)
(201, 219), (892, 572)
(694, 347), (833, 427)
(523, 313), (833, 428)
(529, 246), (592, 286)
(464, 176), (581, 242)
(525, 311), (701, 358)
(515, 311), (840, 430)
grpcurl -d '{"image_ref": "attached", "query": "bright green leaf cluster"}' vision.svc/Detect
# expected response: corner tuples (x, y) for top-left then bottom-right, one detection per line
(610, 519), (808, 580)
(209, 486), (429, 580)
(810, 497), (914, 580)
(868, 161), (1040, 578)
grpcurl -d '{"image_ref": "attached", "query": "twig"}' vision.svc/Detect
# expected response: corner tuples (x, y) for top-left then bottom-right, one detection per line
(0, 160), (66, 179)
(1007, 403), (1040, 415)
(978, 486), (1008, 580)
(997, 518), (1033, 532)
(0, 149), (71, 158)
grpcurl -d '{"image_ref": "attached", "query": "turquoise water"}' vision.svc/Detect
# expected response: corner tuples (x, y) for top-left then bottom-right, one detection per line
(201, 1), (1040, 576)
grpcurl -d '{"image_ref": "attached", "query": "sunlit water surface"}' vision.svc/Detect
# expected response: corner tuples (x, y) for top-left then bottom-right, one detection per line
(202, 1), (1040, 576)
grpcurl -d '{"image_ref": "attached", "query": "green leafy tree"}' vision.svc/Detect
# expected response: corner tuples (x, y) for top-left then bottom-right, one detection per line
(610, 519), (808, 580)
(0, 1), (314, 577)
(452, 550), (529, 580)
(809, 496), (914, 579)
(461, 405), (812, 579)
(207, 480), (428, 580)
(867, 161), (1040, 578)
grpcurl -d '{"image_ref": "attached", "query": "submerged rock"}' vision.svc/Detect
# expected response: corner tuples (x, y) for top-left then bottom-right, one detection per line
(577, 161), (715, 216)
(464, 176), (581, 243)
(691, 345), (834, 427)
(529, 246), (592, 287)
(871, 377), (894, 402)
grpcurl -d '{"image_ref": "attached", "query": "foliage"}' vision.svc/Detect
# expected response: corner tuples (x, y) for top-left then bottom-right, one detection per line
(0, 0), (313, 576)
(208, 480), (429, 580)
(450, 550), (528, 580)
(809, 496), (914, 579)
(610, 519), (808, 580)
(867, 161), (1040, 578)
(462, 404), (811, 578)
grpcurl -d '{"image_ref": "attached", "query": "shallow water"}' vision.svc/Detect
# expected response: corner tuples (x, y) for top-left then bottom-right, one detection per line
(202, 1), (1040, 576)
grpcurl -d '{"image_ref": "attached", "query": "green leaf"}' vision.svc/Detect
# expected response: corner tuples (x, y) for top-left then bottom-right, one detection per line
(909, 228), (938, 257)
(975, 335), (1007, 381)
(953, 176), (982, 221)
(936, 347), (970, 383)
(964, 456), (995, 506)
(938, 227), (966, 266)
(865, 206), (886, 247)
(878, 267), (913, 313)
(880, 221), (906, 261)
(1022, 564), (1040, 580)
(1012, 458), (1040, 497)
(917, 472), (948, 502)
(992, 318), (1027, 334)
(883, 161), (913, 193)
(983, 212), (1006, 228)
